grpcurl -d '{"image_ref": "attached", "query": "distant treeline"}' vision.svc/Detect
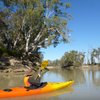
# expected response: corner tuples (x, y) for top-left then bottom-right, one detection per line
(49, 48), (100, 68)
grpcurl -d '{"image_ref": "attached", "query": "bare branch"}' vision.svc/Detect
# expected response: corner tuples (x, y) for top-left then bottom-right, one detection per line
(21, 17), (26, 31)
(13, 33), (20, 48)
(34, 25), (46, 44)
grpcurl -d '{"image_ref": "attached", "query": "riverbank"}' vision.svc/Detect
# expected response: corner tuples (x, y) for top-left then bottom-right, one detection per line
(0, 65), (100, 74)
(0, 67), (27, 73)
(82, 65), (100, 70)
(0, 65), (56, 74)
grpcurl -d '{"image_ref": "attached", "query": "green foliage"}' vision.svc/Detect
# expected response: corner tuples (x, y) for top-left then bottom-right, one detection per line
(49, 59), (60, 66)
(60, 50), (85, 67)
(0, 46), (22, 58)
(48, 50), (85, 68)
(0, 11), (7, 30)
(66, 3), (71, 8)
(91, 48), (100, 65)
(0, 0), (71, 65)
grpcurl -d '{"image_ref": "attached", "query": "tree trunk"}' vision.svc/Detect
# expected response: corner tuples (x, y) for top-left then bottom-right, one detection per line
(25, 37), (30, 53)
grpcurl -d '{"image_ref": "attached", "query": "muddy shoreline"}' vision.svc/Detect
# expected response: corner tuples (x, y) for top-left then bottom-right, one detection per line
(0, 65), (100, 74)
(0, 66), (56, 74)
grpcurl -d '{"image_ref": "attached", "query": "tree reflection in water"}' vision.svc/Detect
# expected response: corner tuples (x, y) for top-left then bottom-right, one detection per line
(0, 67), (100, 100)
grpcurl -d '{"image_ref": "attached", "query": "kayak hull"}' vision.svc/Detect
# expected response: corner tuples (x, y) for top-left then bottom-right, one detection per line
(0, 81), (74, 98)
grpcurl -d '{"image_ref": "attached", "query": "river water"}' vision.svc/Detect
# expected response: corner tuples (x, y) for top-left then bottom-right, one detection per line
(0, 67), (100, 100)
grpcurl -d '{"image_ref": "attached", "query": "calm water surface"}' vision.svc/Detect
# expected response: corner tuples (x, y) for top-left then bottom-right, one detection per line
(0, 67), (100, 100)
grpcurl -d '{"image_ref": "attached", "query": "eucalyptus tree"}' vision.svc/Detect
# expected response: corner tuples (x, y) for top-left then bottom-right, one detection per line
(91, 48), (100, 65)
(91, 49), (98, 65)
(60, 50), (85, 68)
(0, 0), (71, 62)
(97, 48), (100, 64)
(0, 11), (7, 31)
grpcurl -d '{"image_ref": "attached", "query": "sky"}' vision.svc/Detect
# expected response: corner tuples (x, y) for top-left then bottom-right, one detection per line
(41, 0), (100, 61)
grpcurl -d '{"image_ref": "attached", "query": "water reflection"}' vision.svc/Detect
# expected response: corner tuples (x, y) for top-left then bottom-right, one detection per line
(0, 68), (100, 89)
(41, 68), (86, 86)
(83, 67), (100, 87)
(0, 67), (100, 100)
(0, 73), (24, 89)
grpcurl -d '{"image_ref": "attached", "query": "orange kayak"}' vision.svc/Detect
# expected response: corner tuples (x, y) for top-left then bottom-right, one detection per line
(0, 81), (74, 98)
